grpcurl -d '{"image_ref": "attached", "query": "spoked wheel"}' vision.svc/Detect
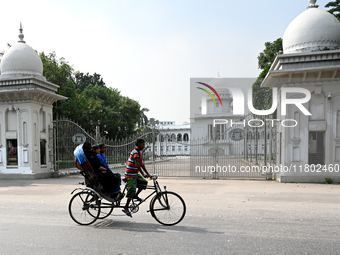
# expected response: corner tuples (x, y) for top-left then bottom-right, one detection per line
(150, 191), (186, 226)
(87, 201), (114, 219)
(96, 202), (114, 219)
(69, 191), (101, 225)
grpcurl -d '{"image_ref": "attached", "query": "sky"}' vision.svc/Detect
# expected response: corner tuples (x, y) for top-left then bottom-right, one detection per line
(0, 0), (332, 125)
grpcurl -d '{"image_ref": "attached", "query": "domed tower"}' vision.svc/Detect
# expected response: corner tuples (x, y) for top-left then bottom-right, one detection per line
(261, 1), (340, 183)
(283, 1), (340, 54)
(0, 24), (66, 179)
(0, 26), (44, 79)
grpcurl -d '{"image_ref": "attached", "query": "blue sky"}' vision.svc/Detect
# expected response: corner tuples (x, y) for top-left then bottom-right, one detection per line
(0, 0), (331, 124)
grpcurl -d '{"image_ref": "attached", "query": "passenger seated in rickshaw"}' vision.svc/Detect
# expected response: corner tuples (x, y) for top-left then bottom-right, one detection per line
(82, 143), (121, 196)
(96, 143), (122, 188)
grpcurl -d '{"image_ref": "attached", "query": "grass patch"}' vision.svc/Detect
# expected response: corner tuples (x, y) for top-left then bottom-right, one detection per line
(325, 177), (333, 184)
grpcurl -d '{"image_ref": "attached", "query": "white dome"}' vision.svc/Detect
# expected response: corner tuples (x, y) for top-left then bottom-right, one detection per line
(283, 7), (340, 54)
(209, 77), (229, 88)
(0, 42), (43, 77)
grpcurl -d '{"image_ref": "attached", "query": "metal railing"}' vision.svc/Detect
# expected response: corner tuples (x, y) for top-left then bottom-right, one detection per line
(53, 117), (278, 179)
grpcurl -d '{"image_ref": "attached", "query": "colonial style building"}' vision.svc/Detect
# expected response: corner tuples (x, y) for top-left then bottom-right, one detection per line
(146, 121), (190, 156)
(190, 76), (273, 157)
(261, 0), (340, 182)
(0, 25), (66, 179)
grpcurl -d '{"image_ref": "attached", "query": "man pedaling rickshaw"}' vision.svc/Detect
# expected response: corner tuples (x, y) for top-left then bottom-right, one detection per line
(122, 138), (150, 217)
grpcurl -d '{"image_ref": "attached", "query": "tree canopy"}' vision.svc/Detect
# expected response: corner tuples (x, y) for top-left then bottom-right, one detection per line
(325, 0), (340, 21)
(40, 51), (146, 140)
(252, 38), (283, 112)
(75, 72), (105, 93)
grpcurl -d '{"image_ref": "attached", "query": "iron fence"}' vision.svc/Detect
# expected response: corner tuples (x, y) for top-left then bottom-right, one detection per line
(53, 117), (278, 179)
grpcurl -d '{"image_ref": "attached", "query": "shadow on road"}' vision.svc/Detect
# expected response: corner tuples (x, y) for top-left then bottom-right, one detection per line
(91, 219), (224, 235)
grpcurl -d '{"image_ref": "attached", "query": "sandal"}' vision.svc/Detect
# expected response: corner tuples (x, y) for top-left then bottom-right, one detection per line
(122, 209), (132, 218)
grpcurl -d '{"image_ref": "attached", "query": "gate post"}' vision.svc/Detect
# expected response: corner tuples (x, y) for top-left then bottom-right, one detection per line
(53, 120), (58, 175)
(152, 126), (156, 174)
(246, 126), (249, 162)
(269, 122), (272, 167)
(264, 116), (267, 167)
(255, 126), (258, 165)
(265, 117), (273, 180)
(213, 125), (217, 179)
(244, 127), (246, 160)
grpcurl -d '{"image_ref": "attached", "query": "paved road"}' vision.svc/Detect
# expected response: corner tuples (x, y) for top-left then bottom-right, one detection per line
(0, 176), (340, 255)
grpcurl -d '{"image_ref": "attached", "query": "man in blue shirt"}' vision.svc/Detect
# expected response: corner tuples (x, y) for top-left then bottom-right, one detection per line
(97, 143), (122, 193)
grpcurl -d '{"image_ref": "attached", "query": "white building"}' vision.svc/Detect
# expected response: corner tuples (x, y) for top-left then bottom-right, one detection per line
(145, 121), (190, 157)
(261, 0), (340, 182)
(0, 25), (66, 179)
(191, 77), (242, 136)
(191, 77), (272, 156)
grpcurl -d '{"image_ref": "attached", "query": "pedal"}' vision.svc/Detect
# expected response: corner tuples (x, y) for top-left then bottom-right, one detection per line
(130, 202), (139, 213)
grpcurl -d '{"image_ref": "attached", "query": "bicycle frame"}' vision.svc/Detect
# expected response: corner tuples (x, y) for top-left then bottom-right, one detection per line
(95, 177), (168, 211)
(69, 174), (186, 226)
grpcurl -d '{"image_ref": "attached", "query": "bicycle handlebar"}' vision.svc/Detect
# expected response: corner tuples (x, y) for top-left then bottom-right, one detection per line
(149, 174), (158, 180)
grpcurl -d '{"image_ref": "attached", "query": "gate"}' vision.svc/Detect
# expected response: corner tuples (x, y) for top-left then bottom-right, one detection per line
(53, 119), (96, 171)
(53, 119), (158, 175)
(53, 118), (278, 179)
(150, 115), (278, 179)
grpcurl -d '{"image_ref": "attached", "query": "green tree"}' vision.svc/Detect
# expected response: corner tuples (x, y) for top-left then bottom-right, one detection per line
(40, 51), (85, 120)
(40, 51), (144, 140)
(75, 72), (105, 93)
(257, 38), (283, 76)
(118, 97), (141, 139)
(252, 38), (283, 111)
(81, 84), (141, 140)
(325, 0), (340, 21)
(40, 52), (74, 96)
(137, 108), (149, 128)
(81, 84), (120, 135)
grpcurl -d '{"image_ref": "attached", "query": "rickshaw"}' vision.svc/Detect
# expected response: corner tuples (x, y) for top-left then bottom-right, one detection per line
(68, 143), (186, 226)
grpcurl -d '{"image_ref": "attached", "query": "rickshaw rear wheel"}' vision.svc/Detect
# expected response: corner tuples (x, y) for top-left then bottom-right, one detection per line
(69, 191), (100, 225)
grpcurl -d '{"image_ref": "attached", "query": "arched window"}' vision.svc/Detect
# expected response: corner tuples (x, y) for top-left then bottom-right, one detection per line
(171, 133), (176, 141)
(160, 135), (164, 142)
(183, 133), (189, 141)
(177, 133), (182, 141)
